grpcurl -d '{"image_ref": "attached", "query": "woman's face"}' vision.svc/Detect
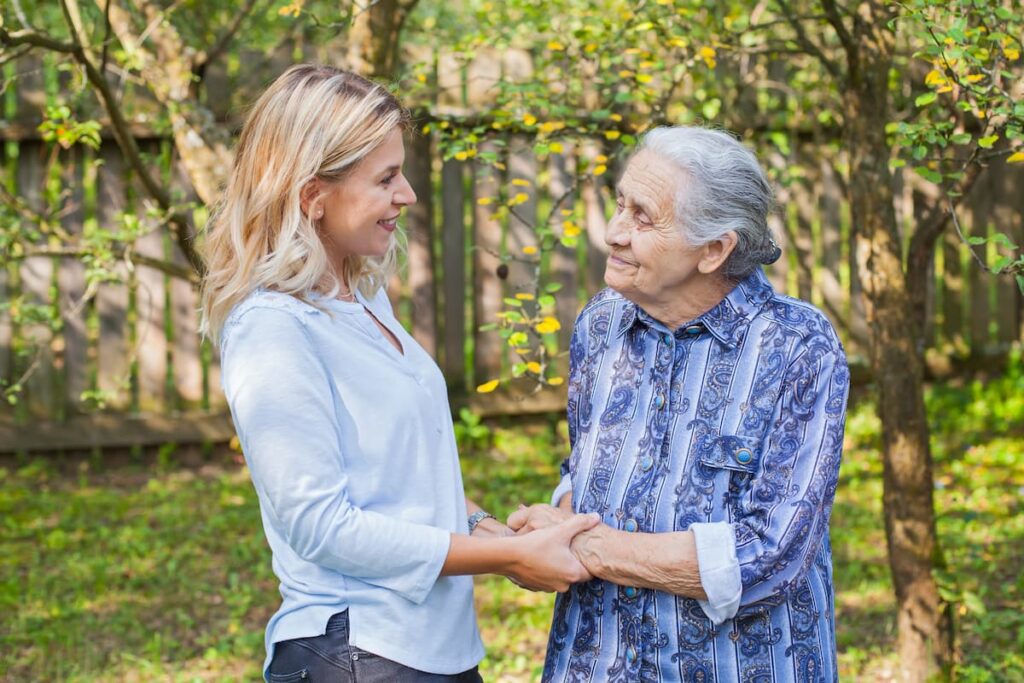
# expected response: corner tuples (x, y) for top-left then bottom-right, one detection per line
(313, 127), (416, 264)
(604, 149), (705, 305)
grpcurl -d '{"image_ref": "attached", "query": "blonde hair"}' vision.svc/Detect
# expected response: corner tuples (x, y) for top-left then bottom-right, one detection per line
(200, 64), (410, 342)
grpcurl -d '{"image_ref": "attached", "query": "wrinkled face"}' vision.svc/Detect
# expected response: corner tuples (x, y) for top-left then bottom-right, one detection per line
(312, 127), (416, 262)
(604, 150), (704, 305)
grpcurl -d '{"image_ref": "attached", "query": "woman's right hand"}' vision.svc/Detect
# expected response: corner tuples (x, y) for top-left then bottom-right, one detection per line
(505, 513), (601, 592)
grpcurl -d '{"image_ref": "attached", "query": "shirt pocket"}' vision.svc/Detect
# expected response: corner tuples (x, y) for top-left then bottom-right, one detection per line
(697, 434), (762, 475)
(697, 434), (762, 504)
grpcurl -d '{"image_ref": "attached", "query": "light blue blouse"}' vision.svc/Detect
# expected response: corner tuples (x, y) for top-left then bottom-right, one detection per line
(219, 286), (484, 682)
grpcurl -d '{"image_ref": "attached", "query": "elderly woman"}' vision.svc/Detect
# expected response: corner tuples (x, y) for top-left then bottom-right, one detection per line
(510, 126), (850, 682)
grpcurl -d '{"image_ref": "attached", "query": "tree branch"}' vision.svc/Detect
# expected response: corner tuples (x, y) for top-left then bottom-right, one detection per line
(51, 0), (205, 274)
(193, 0), (264, 73)
(776, 0), (841, 78)
(17, 244), (199, 284)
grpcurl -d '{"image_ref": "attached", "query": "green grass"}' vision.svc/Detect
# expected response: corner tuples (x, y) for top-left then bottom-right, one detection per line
(2, 358), (1022, 682)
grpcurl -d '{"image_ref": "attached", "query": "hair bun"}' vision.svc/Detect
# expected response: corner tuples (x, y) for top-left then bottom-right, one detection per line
(761, 238), (782, 265)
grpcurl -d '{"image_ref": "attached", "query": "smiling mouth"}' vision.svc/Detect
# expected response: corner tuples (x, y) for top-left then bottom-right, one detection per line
(378, 215), (400, 231)
(608, 253), (638, 267)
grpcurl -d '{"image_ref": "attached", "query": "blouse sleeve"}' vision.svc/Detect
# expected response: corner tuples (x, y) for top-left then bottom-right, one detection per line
(691, 337), (850, 623)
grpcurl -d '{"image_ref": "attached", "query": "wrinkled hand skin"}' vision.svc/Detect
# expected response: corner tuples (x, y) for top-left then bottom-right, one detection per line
(503, 510), (600, 592)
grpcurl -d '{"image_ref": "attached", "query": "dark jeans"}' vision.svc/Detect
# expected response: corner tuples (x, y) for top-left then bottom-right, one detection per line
(268, 611), (484, 682)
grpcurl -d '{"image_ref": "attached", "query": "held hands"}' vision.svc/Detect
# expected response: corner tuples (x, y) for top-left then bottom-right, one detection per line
(504, 512), (601, 592)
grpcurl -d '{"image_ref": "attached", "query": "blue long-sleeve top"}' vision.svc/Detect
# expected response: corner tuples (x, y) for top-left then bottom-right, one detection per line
(545, 267), (850, 682)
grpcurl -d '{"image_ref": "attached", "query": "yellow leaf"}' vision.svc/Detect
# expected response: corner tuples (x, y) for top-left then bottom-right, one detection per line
(584, 43), (598, 53)
(593, 164), (608, 176)
(547, 41), (565, 51)
(560, 209), (573, 216)
(636, 74), (653, 84)
(421, 124), (431, 134)
(605, 130), (621, 140)
(610, 113), (623, 122)
(965, 74), (984, 83)
(549, 142), (565, 154)
(416, 73), (427, 83)
(547, 377), (565, 386)
(476, 379), (500, 393)
(1005, 48), (1020, 61)
(925, 69), (945, 87)
(595, 154), (609, 163)
(618, 70), (634, 78)
(454, 151), (468, 161)
(1007, 151), (1024, 164)
(521, 246), (538, 256)
(526, 362), (542, 373)
(699, 46), (716, 59)
(540, 121), (565, 133)
(477, 197), (492, 205)
(523, 113), (538, 126)
(564, 223), (582, 238)
(512, 192), (529, 205)
(535, 317), (562, 334)
(512, 178), (531, 187)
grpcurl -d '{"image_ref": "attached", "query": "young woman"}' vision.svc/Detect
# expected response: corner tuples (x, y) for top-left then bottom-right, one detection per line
(200, 64), (598, 683)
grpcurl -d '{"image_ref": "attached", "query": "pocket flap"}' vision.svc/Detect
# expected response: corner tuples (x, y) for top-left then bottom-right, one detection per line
(698, 434), (761, 474)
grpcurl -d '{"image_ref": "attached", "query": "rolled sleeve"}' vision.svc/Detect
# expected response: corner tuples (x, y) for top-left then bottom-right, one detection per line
(730, 343), (850, 608)
(690, 521), (742, 624)
(223, 306), (450, 604)
(550, 474), (573, 508)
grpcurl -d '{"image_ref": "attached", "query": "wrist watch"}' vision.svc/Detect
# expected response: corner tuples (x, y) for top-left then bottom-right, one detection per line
(467, 510), (497, 535)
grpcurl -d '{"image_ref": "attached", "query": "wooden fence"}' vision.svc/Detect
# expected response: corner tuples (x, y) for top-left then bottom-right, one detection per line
(1, 53), (1022, 453)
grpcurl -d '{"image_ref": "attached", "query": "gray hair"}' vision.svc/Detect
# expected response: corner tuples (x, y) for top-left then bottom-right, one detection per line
(637, 126), (780, 280)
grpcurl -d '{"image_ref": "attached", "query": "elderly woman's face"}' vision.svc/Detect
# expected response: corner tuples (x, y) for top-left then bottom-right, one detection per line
(604, 150), (704, 304)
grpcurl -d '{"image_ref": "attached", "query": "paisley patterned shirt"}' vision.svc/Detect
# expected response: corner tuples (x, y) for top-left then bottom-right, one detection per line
(544, 268), (850, 683)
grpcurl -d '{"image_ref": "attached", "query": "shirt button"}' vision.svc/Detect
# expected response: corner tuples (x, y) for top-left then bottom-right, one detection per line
(653, 394), (665, 410)
(684, 324), (702, 336)
(351, 653), (359, 662)
(623, 518), (638, 532)
(626, 646), (638, 663)
(662, 333), (672, 345)
(639, 455), (654, 472)
(735, 448), (753, 465)
(623, 586), (638, 599)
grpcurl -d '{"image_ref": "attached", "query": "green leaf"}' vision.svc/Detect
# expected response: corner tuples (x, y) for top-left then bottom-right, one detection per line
(544, 282), (564, 293)
(915, 92), (938, 107)
(962, 591), (987, 615)
(978, 135), (999, 149)
(914, 166), (943, 184)
(951, 132), (972, 145)
(966, 236), (988, 245)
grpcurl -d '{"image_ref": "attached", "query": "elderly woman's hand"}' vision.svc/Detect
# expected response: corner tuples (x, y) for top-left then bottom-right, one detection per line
(504, 513), (601, 592)
(507, 503), (573, 535)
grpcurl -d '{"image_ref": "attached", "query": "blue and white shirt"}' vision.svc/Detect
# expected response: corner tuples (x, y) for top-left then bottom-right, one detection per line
(545, 268), (849, 682)
(220, 286), (484, 682)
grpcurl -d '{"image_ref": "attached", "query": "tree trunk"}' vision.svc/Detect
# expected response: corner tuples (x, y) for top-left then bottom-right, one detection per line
(345, 0), (417, 79)
(843, 4), (952, 680)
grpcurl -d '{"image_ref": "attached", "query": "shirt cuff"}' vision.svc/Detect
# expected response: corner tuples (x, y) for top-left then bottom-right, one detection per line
(690, 521), (742, 624)
(550, 474), (573, 508)
(399, 525), (452, 605)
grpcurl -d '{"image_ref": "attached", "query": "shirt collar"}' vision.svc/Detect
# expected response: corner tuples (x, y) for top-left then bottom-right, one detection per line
(618, 267), (775, 348)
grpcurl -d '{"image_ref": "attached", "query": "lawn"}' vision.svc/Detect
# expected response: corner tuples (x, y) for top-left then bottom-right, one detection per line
(2, 355), (1022, 682)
